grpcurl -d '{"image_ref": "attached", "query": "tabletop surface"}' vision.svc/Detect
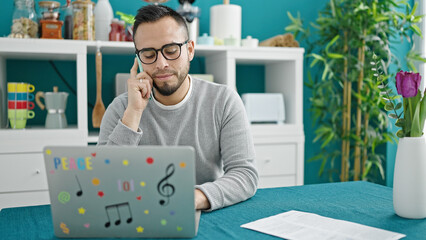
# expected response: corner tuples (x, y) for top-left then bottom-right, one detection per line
(1, 181), (425, 240)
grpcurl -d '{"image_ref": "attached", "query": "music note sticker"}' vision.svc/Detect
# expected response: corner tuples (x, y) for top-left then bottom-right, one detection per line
(157, 164), (175, 206)
(75, 175), (83, 197)
(104, 202), (133, 228)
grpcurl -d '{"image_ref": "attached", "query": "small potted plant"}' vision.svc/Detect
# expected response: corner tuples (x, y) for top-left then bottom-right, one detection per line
(376, 64), (426, 219)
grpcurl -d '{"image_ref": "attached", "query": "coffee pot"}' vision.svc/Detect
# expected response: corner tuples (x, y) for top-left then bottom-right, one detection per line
(35, 86), (69, 129)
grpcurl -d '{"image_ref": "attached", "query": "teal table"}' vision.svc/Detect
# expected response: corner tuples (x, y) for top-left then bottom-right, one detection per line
(1, 181), (425, 239)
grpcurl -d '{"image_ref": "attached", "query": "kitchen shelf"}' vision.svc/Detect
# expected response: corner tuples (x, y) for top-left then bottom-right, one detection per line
(0, 37), (305, 208)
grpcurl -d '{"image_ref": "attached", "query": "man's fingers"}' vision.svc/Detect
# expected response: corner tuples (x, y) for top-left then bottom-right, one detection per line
(130, 57), (139, 79)
(141, 86), (148, 97)
(139, 80), (152, 98)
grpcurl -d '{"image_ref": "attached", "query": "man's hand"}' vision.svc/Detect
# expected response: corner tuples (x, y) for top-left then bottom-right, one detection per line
(195, 189), (211, 210)
(122, 58), (153, 131)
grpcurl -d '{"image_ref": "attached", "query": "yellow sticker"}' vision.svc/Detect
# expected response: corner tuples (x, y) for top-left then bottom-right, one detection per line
(46, 149), (52, 155)
(123, 160), (129, 166)
(92, 178), (100, 186)
(78, 207), (86, 215)
(144, 210), (149, 215)
(136, 226), (144, 233)
(140, 181), (146, 187)
(60, 222), (70, 234)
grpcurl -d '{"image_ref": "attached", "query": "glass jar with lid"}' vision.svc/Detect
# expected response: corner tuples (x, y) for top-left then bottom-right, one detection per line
(9, 0), (38, 38)
(72, 0), (95, 40)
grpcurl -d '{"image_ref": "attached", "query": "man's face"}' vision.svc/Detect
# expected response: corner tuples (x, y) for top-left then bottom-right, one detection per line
(134, 17), (194, 96)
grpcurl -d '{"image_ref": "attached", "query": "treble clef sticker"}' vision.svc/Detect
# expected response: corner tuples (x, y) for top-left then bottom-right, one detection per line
(157, 164), (175, 206)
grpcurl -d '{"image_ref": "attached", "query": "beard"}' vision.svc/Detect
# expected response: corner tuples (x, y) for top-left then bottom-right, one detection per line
(152, 62), (190, 96)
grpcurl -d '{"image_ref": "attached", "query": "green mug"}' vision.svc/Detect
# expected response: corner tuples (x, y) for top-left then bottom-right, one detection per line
(9, 119), (28, 129)
(8, 109), (35, 129)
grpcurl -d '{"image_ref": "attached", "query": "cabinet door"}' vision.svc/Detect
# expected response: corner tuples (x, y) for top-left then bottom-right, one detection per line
(254, 143), (297, 188)
(0, 153), (48, 193)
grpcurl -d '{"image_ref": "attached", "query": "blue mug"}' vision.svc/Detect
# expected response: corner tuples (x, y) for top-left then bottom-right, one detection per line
(8, 92), (34, 101)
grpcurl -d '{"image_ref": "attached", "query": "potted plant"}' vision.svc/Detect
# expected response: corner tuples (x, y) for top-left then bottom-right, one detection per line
(376, 68), (426, 218)
(286, 0), (425, 183)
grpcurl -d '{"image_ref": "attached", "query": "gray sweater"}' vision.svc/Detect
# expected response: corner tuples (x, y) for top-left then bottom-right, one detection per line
(97, 77), (258, 211)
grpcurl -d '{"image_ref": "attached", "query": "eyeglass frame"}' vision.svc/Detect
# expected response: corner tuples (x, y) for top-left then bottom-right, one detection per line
(135, 40), (190, 65)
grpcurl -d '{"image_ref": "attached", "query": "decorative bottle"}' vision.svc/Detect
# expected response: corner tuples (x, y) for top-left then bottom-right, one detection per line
(94, 0), (114, 41)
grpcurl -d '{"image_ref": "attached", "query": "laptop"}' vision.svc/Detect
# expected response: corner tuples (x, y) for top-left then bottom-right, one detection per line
(43, 145), (200, 238)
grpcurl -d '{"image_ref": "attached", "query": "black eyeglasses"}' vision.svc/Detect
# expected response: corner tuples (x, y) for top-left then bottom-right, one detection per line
(135, 40), (189, 64)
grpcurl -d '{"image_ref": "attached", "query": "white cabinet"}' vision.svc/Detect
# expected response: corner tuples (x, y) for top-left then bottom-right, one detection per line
(0, 38), (304, 209)
(0, 38), (89, 209)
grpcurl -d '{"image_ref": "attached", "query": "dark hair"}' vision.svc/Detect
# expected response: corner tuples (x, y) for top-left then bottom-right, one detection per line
(133, 5), (189, 39)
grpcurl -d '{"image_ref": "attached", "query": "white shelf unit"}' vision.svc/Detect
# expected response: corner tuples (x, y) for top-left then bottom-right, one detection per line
(0, 38), (304, 209)
(0, 38), (88, 209)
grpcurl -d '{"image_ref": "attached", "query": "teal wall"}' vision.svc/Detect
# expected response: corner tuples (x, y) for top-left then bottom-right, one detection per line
(1, 0), (408, 186)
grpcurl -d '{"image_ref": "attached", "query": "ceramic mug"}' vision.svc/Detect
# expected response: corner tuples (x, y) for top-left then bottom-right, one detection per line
(8, 100), (35, 110)
(8, 109), (35, 129)
(8, 92), (35, 101)
(7, 82), (35, 93)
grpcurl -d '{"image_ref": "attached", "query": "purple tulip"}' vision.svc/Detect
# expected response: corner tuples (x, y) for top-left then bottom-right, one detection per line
(395, 70), (422, 98)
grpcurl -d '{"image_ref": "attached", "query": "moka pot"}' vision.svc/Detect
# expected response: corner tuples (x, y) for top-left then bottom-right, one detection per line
(35, 86), (69, 129)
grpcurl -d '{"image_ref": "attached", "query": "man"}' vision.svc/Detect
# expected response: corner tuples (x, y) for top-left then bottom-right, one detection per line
(98, 5), (258, 211)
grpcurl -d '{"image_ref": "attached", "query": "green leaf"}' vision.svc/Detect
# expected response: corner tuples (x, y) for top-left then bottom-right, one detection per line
(374, 16), (389, 22)
(409, 2), (418, 19)
(396, 130), (405, 138)
(411, 100), (422, 137)
(327, 53), (345, 59)
(325, 35), (340, 53)
(388, 113), (398, 119)
(285, 25), (298, 32)
(319, 157), (327, 176)
(309, 53), (325, 61)
(321, 63), (330, 80)
(384, 102), (394, 111)
(308, 154), (323, 162)
(395, 102), (402, 110)
(310, 58), (320, 68)
(420, 94), (426, 134)
(287, 11), (297, 22)
(395, 118), (406, 127)
(409, 25), (422, 37)
(362, 161), (372, 179)
(373, 160), (385, 180)
(320, 132), (334, 149)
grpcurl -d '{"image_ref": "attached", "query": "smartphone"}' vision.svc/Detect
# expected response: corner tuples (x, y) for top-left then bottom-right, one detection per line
(136, 54), (152, 100)
(136, 54), (143, 72)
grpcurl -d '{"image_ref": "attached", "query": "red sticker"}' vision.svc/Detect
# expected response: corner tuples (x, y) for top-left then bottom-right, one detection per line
(91, 153), (96, 157)
(98, 191), (104, 198)
(137, 196), (142, 201)
(146, 157), (154, 164)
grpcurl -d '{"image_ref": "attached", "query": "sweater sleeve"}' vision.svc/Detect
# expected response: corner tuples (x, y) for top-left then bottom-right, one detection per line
(195, 88), (258, 211)
(97, 95), (143, 146)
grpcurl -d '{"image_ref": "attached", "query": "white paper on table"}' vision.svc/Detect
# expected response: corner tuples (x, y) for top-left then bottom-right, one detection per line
(241, 210), (406, 240)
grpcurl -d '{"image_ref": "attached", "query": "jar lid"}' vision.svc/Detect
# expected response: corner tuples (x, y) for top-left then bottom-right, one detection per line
(72, 0), (95, 7)
(38, 1), (60, 9)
